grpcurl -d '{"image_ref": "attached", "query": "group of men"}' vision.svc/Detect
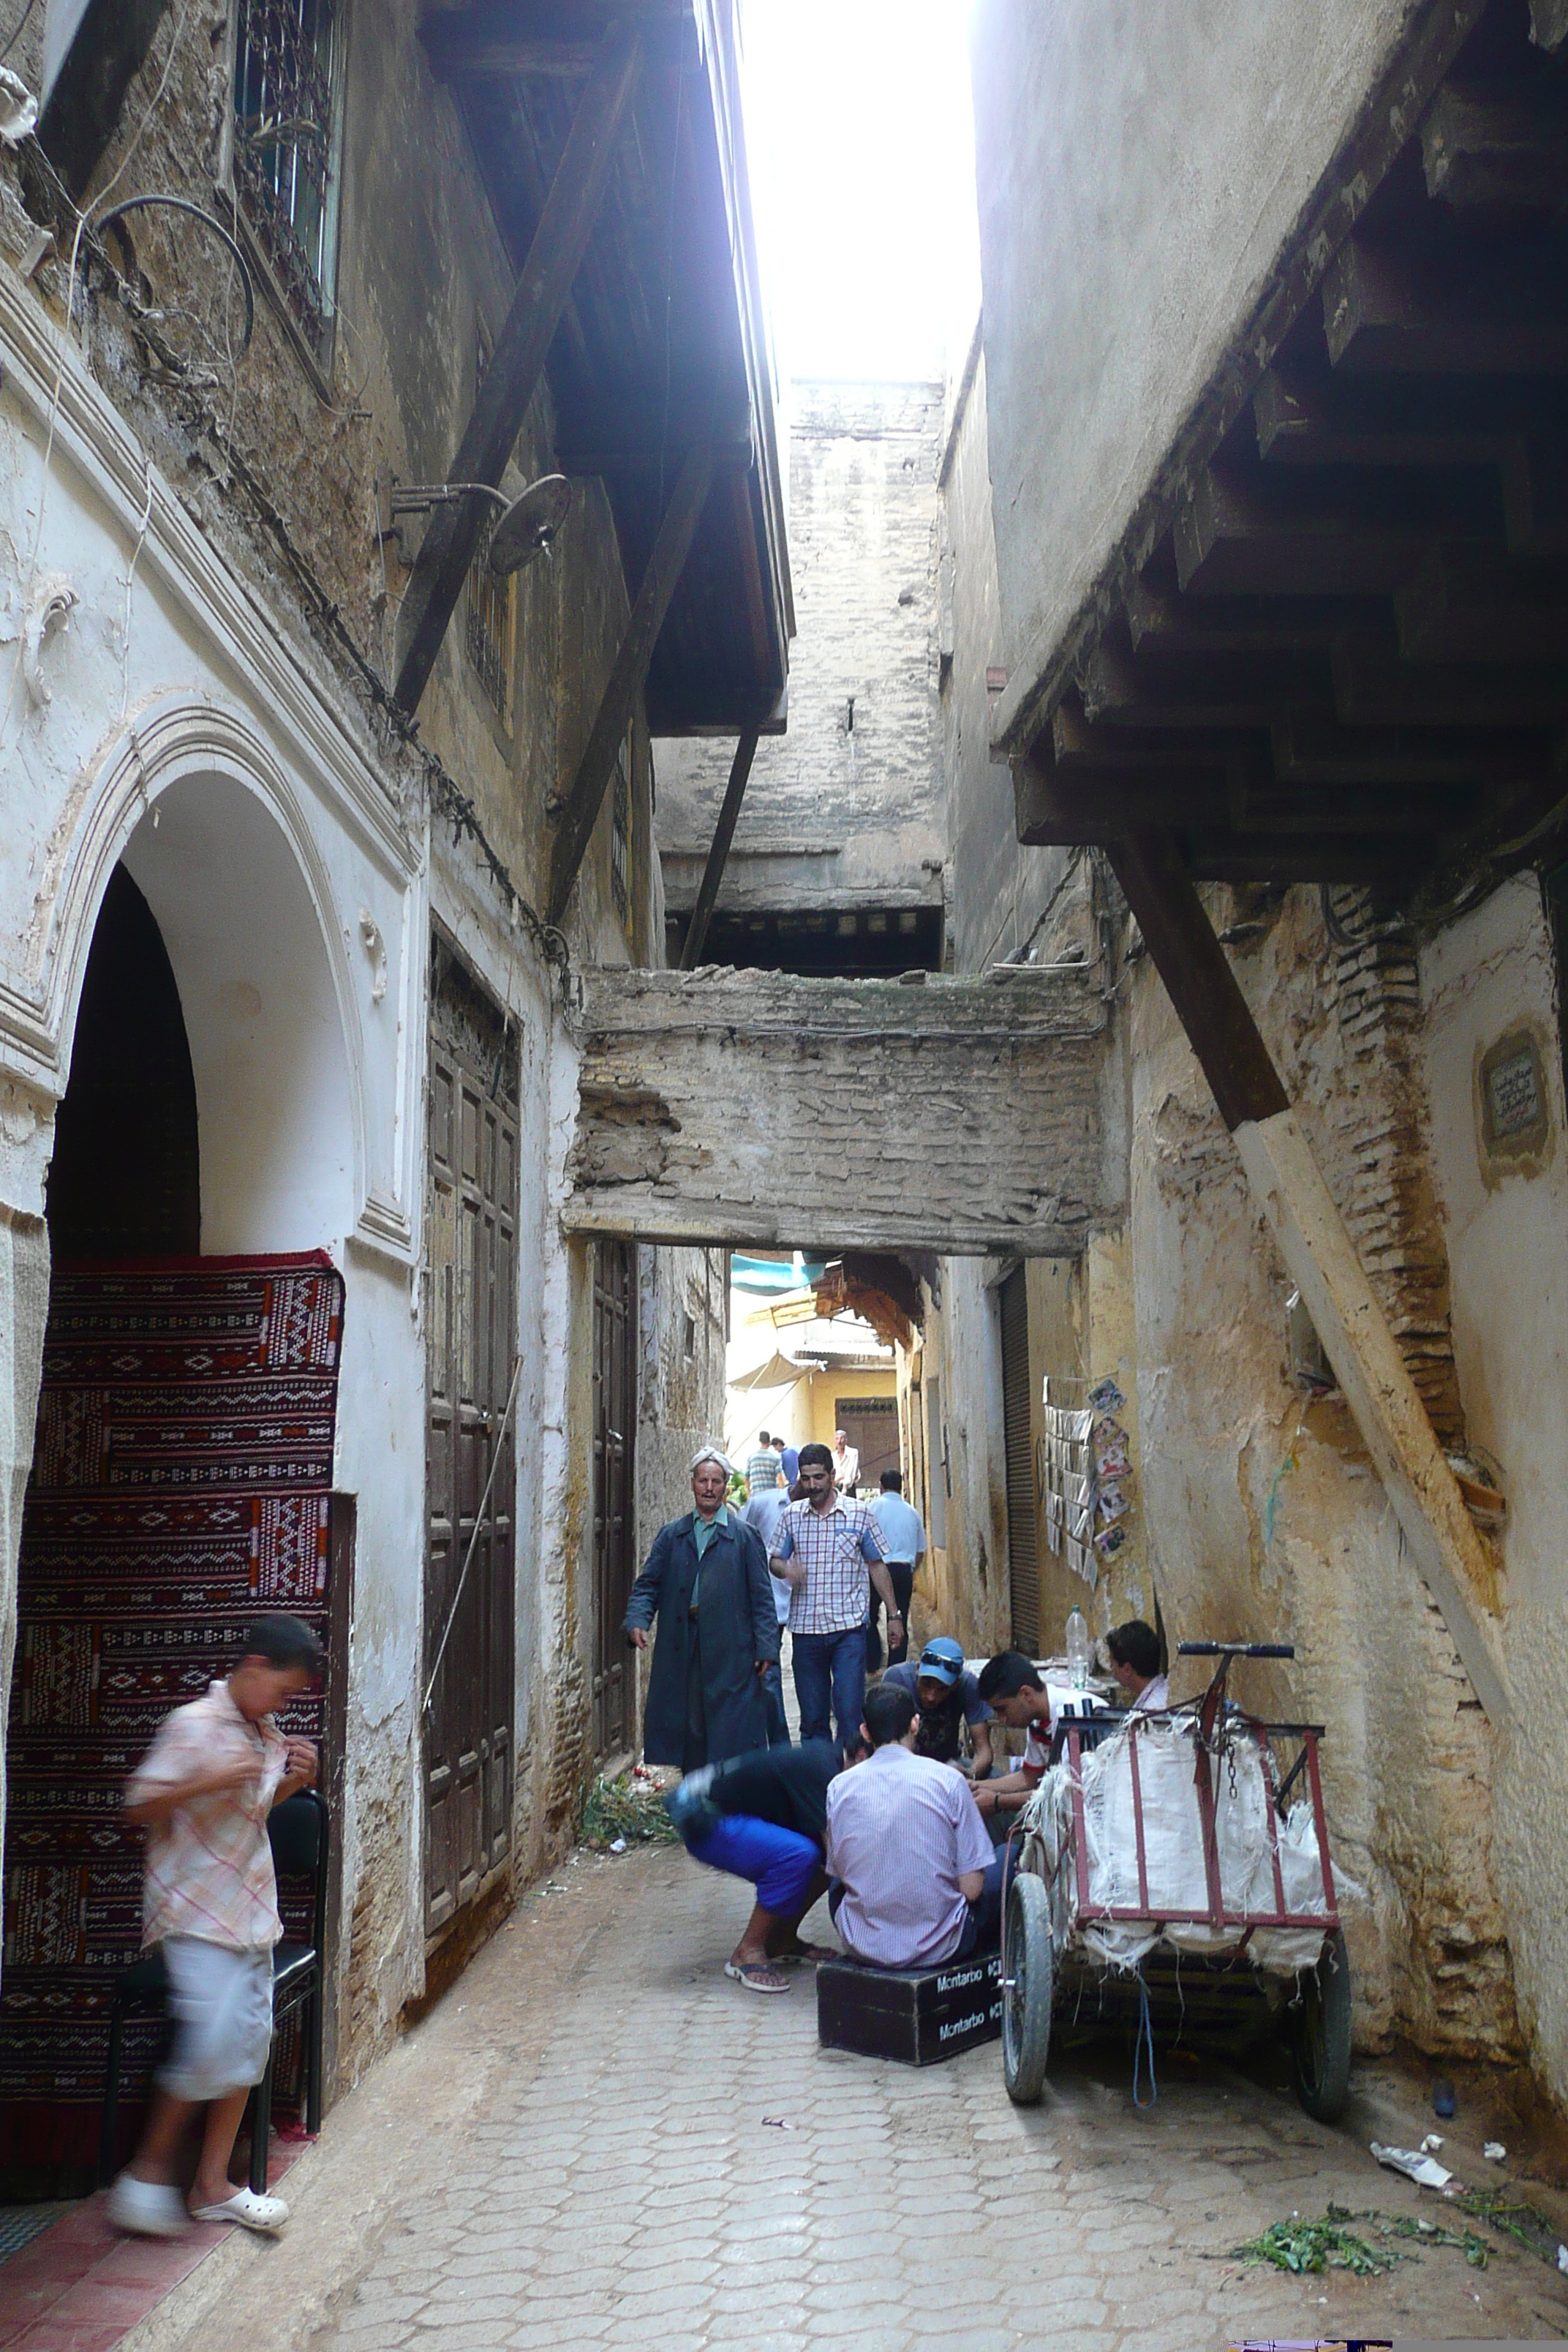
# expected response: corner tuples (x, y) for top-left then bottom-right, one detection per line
(625, 1436), (1169, 1994)
(625, 1436), (927, 1774)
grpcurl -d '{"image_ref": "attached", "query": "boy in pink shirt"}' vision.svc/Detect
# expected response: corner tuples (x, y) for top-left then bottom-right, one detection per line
(108, 1616), (321, 2238)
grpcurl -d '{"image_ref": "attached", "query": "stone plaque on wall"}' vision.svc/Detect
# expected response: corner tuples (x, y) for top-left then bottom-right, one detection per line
(1476, 1024), (1552, 1178)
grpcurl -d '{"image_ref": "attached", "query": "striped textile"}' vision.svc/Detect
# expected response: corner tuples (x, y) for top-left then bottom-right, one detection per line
(823, 1744), (994, 1967)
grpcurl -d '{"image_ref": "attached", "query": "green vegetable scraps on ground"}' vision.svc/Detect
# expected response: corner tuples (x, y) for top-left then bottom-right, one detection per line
(1231, 2214), (1406, 2277)
(1455, 2185), (1564, 2265)
(581, 1771), (678, 1850)
(1232, 2205), (1493, 2277)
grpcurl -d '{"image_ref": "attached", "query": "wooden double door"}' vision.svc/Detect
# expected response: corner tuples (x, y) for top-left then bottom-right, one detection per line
(423, 944), (518, 1939)
(591, 1238), (638, 1760)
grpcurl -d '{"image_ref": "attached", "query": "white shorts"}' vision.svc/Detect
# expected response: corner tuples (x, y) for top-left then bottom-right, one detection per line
(157, 1937), (275, 2102)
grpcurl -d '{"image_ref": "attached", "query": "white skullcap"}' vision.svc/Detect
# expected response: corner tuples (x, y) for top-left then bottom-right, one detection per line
(689, 1443), (733, 1476)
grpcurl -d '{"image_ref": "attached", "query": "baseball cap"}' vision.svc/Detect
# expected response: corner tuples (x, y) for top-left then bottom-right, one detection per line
(918, 1637), (965, 1689)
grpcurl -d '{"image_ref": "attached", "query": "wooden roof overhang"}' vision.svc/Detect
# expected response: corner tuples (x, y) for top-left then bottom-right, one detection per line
(1003, 0), (1568, 899)
(423, 0), (793, 734)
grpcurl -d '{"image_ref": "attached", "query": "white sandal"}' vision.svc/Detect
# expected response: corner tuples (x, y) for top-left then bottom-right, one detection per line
(190, 2186), (290, 2233)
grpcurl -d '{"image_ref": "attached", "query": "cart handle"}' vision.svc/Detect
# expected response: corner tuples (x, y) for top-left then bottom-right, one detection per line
(1178, 1640), (1295, 1657)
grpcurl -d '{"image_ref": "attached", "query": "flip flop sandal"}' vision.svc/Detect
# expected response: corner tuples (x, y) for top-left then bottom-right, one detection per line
(190, 2187), (290, 2233)
(724, 1959), (791, 1994)
(771, 1940), (838, 1966)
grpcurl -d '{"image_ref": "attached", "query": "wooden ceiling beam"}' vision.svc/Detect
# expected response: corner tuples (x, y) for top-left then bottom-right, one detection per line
(1254, 363), (1522, 470)
(1079, 632), (1328, 729)
(1126, 574), (1376, 656)
(1333, 631), (1568, 726)
(1272, 712), (1546, 786)
(1421, 79), (1568, 216)
(1324, 231), (1568, 375)
(1395, 546), (1568, 663)
(1174, 459), (1498, 598)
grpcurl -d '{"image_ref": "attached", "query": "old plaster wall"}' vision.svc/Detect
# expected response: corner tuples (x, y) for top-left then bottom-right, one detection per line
(969, 0), (1417, 743)
(565, 965), (1121, 1257)
(0, 0), (668, 2100)
(1124, 889), (1515, 2060)
(1418, 876), (1568, 2102)
(655, 379), (945, 931)
(915, 1264), (1012, 1662)
(939, 343), (1087, 976)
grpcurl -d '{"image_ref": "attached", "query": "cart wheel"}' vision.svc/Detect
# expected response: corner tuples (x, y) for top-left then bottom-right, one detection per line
(1002, 1874), (1055, 2106)
(1289, 1928), (1352, 2124)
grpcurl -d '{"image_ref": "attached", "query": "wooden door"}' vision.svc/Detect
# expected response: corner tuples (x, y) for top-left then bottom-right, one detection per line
(591, 1238), (637, 1759)
(424, 945), (518, 1939)
(1000, 1265), (1040, 1653)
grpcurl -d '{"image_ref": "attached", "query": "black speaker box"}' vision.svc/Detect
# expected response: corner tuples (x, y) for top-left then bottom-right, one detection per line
(816, 1950), (1003, 2065)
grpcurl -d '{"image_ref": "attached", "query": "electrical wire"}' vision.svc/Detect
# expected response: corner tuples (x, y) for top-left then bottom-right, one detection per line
(0, 0), (34, 63)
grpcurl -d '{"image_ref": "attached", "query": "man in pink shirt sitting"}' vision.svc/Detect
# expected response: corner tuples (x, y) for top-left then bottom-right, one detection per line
(108, 1615), (322, 2239)
(823, 1681), (1002, 1968)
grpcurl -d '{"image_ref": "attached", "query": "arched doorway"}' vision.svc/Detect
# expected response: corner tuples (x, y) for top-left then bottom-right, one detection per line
(45, 865), (201, 1260)
(1, 772), (355, 2198)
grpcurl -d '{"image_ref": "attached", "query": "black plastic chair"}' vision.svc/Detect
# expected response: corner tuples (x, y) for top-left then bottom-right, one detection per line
(98, 1788), (329, 2193)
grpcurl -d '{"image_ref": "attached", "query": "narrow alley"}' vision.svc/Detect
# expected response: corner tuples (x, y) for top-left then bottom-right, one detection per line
(67, 1847), (1568, 2352)
(7, 0), (1568, 2342)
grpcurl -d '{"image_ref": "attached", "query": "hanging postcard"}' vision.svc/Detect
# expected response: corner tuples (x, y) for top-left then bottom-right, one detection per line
(1087, 1376), (1126, 1417)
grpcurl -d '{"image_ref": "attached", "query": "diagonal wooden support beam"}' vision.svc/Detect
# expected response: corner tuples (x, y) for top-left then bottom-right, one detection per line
(548, 448), (715, 925)
(679, 729), (760, 969)
(394, 16), (644, 717)
(1107, 826), (1512, 1725)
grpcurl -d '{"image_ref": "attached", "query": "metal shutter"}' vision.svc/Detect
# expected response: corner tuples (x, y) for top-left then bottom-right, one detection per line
(1000, 1267), (1039, 1653)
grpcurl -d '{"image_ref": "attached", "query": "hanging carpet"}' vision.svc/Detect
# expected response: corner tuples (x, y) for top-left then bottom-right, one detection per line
(0, 1254), (344, 2197)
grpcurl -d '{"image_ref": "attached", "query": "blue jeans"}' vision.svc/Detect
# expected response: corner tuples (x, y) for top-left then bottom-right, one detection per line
(762, 1662), (791, 1747)
(687, 1815), (821, 1917)
(791, 1625), (866, 1750)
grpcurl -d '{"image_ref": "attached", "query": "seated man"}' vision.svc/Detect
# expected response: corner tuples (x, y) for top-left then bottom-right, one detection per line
(1106, 1618), (1169, 1711)
(823, 1681), (1001, 1968)
(667, 1738), (867, 1994)
(970, 1649), (1056, 1828)
(880, 1637), (994, 1776)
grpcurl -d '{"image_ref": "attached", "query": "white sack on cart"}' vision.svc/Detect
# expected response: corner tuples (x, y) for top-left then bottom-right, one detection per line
(1249, 1804), (1360, 1974)
(1023, 1716), (1348, 1976)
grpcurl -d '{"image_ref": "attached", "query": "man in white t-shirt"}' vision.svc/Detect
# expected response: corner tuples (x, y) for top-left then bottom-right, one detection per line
(1105, 1618), (1170, 1711)
(832, 1428), (861, 1493)
(743, 1473), (794, 1747)
(866, 1469), (927, 1669)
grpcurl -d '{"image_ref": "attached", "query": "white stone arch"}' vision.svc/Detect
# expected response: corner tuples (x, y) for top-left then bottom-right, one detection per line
(43, 693), (366, 1253)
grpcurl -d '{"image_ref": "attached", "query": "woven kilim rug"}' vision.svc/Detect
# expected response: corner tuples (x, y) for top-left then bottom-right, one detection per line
(0, 1254), (344, 2195)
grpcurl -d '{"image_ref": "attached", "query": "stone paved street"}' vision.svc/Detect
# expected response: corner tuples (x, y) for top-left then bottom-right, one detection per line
(127, 1846), (1568, 2352)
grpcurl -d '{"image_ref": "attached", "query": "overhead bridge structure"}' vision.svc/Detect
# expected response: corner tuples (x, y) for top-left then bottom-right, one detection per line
(562, 964), (1124, 1256)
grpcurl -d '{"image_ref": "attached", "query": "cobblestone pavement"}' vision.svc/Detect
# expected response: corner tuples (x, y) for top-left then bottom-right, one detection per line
(132, 1844), (1568, 2352)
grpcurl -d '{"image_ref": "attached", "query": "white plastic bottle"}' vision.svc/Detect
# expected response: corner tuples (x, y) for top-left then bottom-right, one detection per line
(1066, 1606), (1091, 1690)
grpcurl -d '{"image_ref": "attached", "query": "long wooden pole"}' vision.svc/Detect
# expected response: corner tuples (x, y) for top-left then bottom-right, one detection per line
(679, 728), (760, 969)
(1107, 827), (1510, 1724)
(394, 18), (644, 716)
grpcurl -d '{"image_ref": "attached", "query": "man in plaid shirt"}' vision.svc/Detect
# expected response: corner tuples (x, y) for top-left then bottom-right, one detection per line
(770, 1441), (901, 1748)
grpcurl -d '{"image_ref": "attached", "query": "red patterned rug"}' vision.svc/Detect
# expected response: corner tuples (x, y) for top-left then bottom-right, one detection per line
(0, 1255), (344, 2196)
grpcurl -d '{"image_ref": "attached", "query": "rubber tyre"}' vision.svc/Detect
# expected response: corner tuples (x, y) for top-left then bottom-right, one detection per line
(1001, 1874), (1055, 2106)
(1289, 1928), (1353, 2124)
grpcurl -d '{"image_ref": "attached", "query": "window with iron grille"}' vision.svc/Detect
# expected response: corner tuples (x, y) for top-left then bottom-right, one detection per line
(231, 0), (342, 358)
(611, 740), (633, 924)
(465, 323), (513, 723)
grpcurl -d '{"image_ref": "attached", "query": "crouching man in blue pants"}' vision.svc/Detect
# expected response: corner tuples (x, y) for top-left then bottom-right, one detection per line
(666, 1736), (870, 1994)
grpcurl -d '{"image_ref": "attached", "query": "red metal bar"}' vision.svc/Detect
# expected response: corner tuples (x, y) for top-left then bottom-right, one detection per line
(1303, 1730), (1339, 1923)
(1258, 1726), (1289, 1921)
(1127, 1717), (1150, 1912)
(1194, 1732), (1225, 1931)
(1068, 1725), (1093, 1919)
